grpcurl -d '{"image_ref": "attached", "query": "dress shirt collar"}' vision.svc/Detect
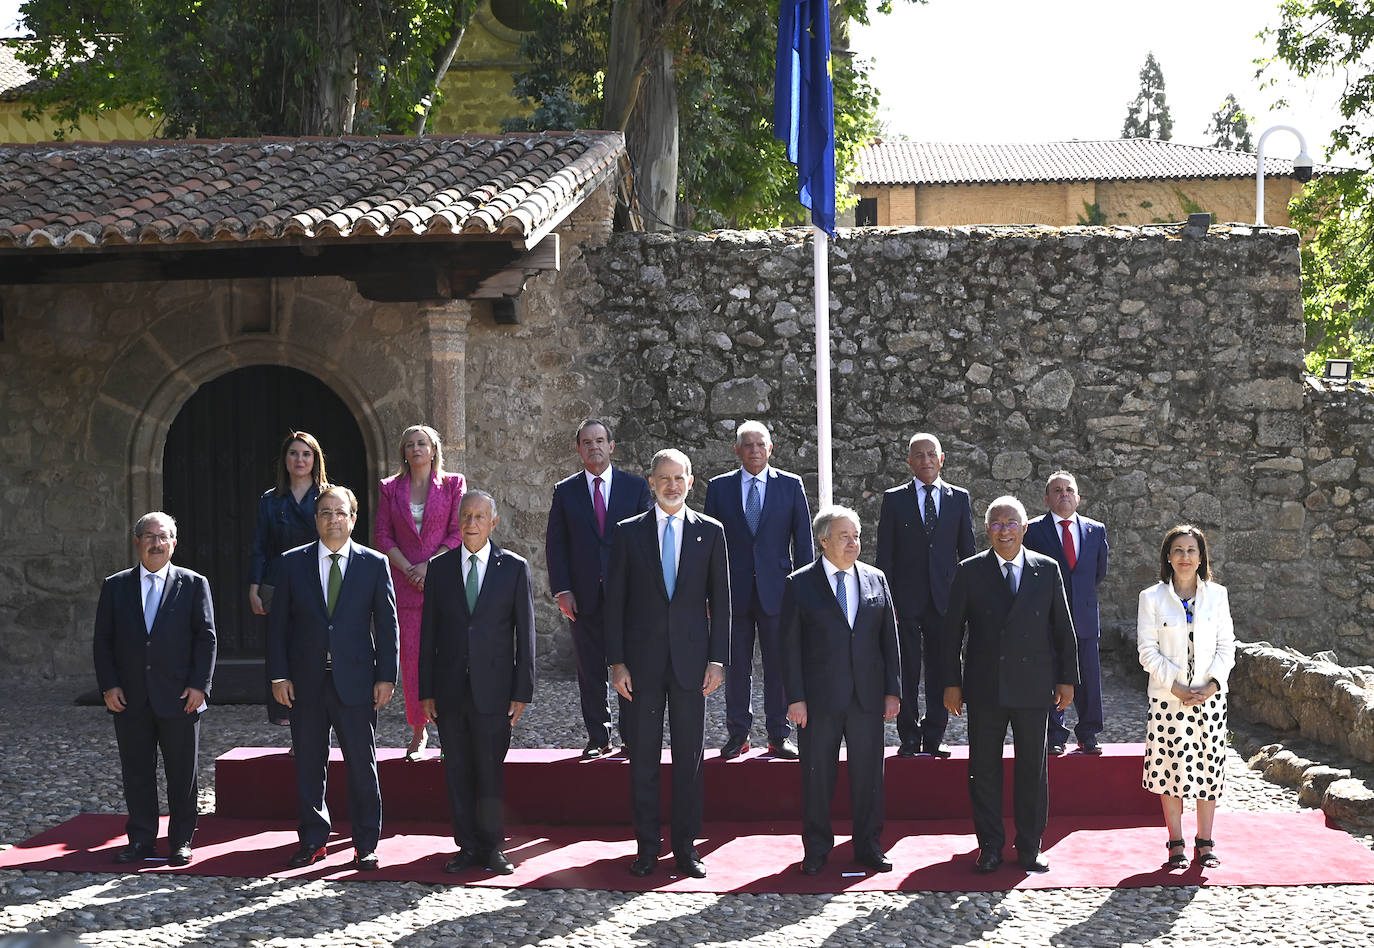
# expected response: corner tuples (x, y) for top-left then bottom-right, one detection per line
(139, 562), (171, 584)
(820, 556), (855, 584)
(739, 465), (771, 483)
(461, 541), (492, 567)
(319, 538), (354, 566)
(913, 476), (945, 494)
(584, 467), (613, 493)
(994, 549), (1026, 571)
(656, 504), (685, 524)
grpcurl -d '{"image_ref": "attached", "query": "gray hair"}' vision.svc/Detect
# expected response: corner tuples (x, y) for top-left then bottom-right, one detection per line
(460, 488), (499, 520)
(133, 511), (177, 539)
(813, 504), (862, 541)
(984, 495), (1028, 525)
(1045, 470), (1079, 492)
(650, 448), (692, 477)
(735, 420), (772, 446)
(908, 432), (943, 454)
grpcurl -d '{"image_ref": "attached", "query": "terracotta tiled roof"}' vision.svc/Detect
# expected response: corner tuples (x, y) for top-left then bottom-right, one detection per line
(856, 139), (1347, 186)
(0, 133), (625, 249)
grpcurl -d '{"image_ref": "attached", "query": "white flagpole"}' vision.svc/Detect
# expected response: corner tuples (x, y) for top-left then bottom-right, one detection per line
(813, 224), (833, 508)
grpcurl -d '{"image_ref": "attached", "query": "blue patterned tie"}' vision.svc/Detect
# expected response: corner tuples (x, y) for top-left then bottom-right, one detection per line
(661, 515), (677, 598)
(745, 477), (762, 534)
(835, 569), (849, 627)
(923, 484), (937, 531)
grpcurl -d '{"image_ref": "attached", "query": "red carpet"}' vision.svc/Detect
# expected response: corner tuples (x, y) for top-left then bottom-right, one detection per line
(216, 743), (1158, 823)
(5, 810), (1374, 891)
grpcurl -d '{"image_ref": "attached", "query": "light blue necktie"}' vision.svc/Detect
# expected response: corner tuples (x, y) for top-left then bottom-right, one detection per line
(835, 569), (849, 627)
(745, 477), (762, 534)
(143, 574), (159, 635)
(661, 515), (677, 598)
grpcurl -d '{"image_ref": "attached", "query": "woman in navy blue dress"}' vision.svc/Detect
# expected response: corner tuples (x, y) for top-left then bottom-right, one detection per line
(250, 430), (330, 725)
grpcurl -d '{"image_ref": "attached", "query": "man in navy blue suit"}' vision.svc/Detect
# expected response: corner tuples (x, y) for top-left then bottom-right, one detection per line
(606, 448), (730, 879)
(705, 420), (813, 760)
(545, 418), (653, 758)
(1023, 471), (1110, 755)
(268, 485), (399, 871)
(93, 511), (216, 868)
(876, 433), (976, 758)
(420, 490), (535, 876)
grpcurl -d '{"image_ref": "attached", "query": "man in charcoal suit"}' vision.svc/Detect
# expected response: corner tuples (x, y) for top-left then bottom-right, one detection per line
(268, 485), (399, 871)
(705, 420), (813, 760)
(545, 418), (653, 758)
(93, 511), (216, 868)
(606, 448), (730, 879)
(782, 505), (900, 876)
(876, 432), (976, 758)
(1023, 471), (1110, 755)
(420, 490), (535, 876)
(943, 495), (1079, 874)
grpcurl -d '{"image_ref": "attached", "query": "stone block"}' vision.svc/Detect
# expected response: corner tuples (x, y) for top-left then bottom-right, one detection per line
(1261, 749), (1313, 788)
(710, 377), (770, 415)
(1323, 778), (1374, 829)
(1300, 765), (1353, 807)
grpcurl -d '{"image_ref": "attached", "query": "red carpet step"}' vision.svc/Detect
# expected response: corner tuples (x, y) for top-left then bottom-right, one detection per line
(6, 810), (1374, 892)
(215, 743), (1158, 823)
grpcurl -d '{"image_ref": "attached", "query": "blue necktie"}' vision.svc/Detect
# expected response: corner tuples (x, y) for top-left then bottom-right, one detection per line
(835, 569), (849, 627)
(143, 574), (159, 635)
(661, 515), (677, 598)
(1004, 562), (1017, 595)
(745, 477), (762, 534)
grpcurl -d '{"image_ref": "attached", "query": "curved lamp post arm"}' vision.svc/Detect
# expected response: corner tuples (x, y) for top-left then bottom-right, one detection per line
(1256, 125), (1312, 226)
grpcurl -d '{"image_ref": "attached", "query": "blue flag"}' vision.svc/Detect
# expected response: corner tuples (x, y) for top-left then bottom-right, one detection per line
(774, 0), (836, 236)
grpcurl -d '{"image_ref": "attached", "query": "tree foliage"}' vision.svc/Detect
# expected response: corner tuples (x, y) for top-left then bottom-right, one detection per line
(15, 0), (480, 137)
(1121, 51), (1173, 140)
(506, 0), (898, 231)
(1206, 93), (1254, 150)
(1263, 0), (1374, 375)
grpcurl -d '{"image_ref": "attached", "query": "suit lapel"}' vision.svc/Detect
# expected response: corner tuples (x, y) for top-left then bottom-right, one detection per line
(310, 541), (332, 616)
(643, 512), (671, 600)
(808, 558), (848, 627)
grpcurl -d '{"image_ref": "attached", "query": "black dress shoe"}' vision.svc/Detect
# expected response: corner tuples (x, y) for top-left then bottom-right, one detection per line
(675, 855), (707, 878)
(113, 842), (155, 865)
(1018, 850), (1050, 872)
(354, 851), (379, 871)
(1078, 739), (1103, 755)
(168, 844), (192, 867)
(896, 742), (921, 758)
(767, 737), (800, 759)
(924, 743), (952, 758)
(800, 853), (826, 875)
(444, 851), (478, 873)
(720, 734), (750, 759)
(974, 849), (1003, 874)
(582, 740), (613, 760)
(629, 854), (657, 877)
(1048, 743), (1067, 756)
(287, 844), (327, 869)
(856, 851), (893, 872)
(486, 851), (514, 875)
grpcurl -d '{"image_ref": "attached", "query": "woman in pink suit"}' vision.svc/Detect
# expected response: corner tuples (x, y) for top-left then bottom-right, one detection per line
(375, 424), (466, 759)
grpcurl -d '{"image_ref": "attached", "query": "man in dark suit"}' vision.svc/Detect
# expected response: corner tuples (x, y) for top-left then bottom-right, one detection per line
(705, 420), (813, 760)
(782, 505), (900, 876)
(93, 511), (216, 867)
(606, 448), (730, 879)
(268, 485), (399, 871)
(1024, 471), (1110, 755)
(876, 432), (976, 758)
(545, 418), (653, 759)
(943, 495), (1079, 874)
(419, 490), (535, 876)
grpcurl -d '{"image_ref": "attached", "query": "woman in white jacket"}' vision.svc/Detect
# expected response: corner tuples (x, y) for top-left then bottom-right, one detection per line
(1137, 524), (1234, 870)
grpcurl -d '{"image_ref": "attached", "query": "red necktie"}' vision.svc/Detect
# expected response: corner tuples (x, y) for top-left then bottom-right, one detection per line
(593, 476), (607, 535)
(1059, 519), (1077, 570)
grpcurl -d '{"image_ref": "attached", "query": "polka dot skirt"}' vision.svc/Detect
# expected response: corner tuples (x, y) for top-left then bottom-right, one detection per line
(1142, 691), (1227, 800)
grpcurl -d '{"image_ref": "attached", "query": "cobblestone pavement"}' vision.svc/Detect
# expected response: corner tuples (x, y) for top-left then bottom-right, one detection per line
(2, 662), (1371, 948)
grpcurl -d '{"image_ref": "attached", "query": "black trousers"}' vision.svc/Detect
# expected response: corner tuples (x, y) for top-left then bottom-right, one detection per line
(626, 663), (706, 859)
(435, 690), (512, 856)
(570, 603), (633, 749)
(112, 701), (200, 847)
(798, 696), (886, 861)
(966, 702), (1050, 855)
(289, 674), (382, 854)
(896, 607), (948, 749)
(724, 592), (788, 742)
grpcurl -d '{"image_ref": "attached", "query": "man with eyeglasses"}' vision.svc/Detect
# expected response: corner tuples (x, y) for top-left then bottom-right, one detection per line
(93, 511), (217, 868)
(268, 485), (399, 871)
(942, 496), (1078, 875)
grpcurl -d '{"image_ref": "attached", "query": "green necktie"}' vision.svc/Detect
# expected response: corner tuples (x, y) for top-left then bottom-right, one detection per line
(326, 553), (343, 614)
(465, 553), (480, 611)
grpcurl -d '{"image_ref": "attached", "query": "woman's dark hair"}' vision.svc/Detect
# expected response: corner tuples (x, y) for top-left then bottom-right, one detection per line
(1159, 523), (1211, 583)
(274, 431), (328, 495)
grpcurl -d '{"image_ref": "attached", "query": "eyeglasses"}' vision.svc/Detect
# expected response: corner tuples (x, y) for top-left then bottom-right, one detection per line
(138, 533), (173, 543)
(987, 521), (1023, 532)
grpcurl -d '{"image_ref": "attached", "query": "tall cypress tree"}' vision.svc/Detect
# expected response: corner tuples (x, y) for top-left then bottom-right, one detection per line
(1122, 52), (1173, 140)
(1206, 93), (1254, 150)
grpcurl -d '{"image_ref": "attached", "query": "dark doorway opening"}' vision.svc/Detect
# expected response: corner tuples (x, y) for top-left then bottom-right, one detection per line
(162, 365), (369, 661)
